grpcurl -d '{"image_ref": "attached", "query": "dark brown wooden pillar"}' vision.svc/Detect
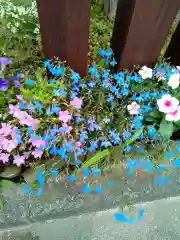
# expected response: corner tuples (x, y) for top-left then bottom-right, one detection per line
(36, 0), (91, 76)
(111, 0), (180, 70)
(164, 22), (180, 66)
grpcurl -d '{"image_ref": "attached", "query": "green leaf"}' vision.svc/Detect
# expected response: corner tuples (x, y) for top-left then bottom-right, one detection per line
(0, 179), (17, 188)
(160, 120), (173, 140)
(0, 198), (4, 209)
(35, 68), (44, 82)
(118, 127), (144, 150)
(144, 116), (155, 122)
(0, 39), (5, 51)
(82, 149), (110, 169)
(149, 110), (162, 119)
(76, 127), (144, 172)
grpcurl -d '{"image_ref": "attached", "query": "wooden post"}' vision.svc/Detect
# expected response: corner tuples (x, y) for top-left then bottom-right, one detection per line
(164, 22), (180, 66)
(36, 0), (91, 76)
(111, 0), (180, 71)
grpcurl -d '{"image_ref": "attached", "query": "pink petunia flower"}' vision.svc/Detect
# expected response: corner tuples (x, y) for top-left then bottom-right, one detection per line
(13, 155), (25, 166)
(127, 102), (140, 115)
(157, 94), (179, 113)
(29, 137), (47, 149)
(0, 153), (9, 163)
(0, 123), (12, 136)
(32, 148), (43, 158)
(166, 106), (180, 122)
(70, 97), (83, 109)
(59, 110), (72, 123)
(1, 139), (17, 152)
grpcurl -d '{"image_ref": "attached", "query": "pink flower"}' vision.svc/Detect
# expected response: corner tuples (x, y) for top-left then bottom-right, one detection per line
(32, 148), (43, 158)
(156, 72), (165, 80)
(9, 104), (20, 115)
(29, 137), (47, 149)
(166, 106), (180, 122)
(13, 155), (25, 166)
(127, 102), (140, 115)
(16, 95), (23, 101)
(59, 110), (72, 123)
(157, 94), (179, 113)
(0, 153), (9, 163)
(1, 139), (17, 152)
(70, 97), (83, 109)
(0, 123), (12, 136)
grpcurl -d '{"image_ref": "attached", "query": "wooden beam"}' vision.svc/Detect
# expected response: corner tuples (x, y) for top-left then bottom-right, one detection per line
(164, 22), (180, 66)
(36, 0), (91, 76)
(111, 0), (180, 70)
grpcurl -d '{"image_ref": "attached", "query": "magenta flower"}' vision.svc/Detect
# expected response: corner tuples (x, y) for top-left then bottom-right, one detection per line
(59, 110), (72, 123)
(70, 97), (83, 109)
(13, 155), (25, 166)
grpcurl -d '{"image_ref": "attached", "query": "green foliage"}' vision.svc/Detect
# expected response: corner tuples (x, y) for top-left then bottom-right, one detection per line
(160, 120), (174, 140)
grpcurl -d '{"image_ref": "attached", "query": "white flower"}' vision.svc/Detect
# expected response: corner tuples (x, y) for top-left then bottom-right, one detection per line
(166, 106), (180, 122)
(176, 66), (180, 71)
(127, 102), (140, 115)
(168, 73), (180, 89)
(139, 66), (153, 79)
(157, 94), (179, 113)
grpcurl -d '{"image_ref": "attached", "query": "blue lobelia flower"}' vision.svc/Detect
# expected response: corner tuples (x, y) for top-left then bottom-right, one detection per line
(24, 79), (34, 86)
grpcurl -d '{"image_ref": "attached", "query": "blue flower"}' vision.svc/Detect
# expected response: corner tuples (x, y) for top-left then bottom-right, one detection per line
(44, 59), (51, 68)
(53, 88), (67, 97)
(51, 105), (61, 114)
(72, 72), (81, 84)
(110, 58), (117, 66)
(80, 131), (89, 141)
(102, 70), (110, 79)
(24, 79), (34, 86)
(106, 95), (114, 103)
(49, 66), (65, 76)
(88, 66), (100, 78)
(147, 126), (157, 138)
(123, 145), (132, 152)
(88, 81), (96, 88)
(123, 131), (132, 140)
(49, 79), (56, 85)
(0, 78), (8, 91)
(101, 140), (112, 148)
(121, 88), (129, 96)
(102, 79), (111, 88)
(63, 141), (74, 153)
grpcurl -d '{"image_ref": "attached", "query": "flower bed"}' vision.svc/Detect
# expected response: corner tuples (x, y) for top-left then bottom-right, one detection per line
(0, 49), (180, 188)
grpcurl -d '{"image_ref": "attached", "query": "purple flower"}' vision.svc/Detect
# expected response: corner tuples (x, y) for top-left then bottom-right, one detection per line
(0, 78), (8, 91)
(0, 57), (12, 69)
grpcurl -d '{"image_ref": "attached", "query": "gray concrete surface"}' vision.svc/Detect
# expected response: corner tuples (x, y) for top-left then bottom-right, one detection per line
(1, 196), (180, 240)
(1, 163), (180, 239)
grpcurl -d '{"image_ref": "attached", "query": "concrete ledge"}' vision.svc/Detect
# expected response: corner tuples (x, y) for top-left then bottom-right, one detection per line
(0, 164), (180, 239)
